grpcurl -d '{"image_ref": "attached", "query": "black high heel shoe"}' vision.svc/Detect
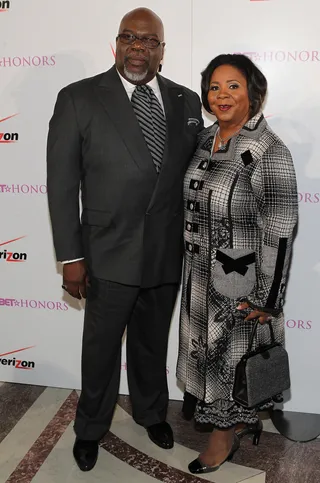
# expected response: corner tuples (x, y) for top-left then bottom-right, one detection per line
(236, 419), (263, 446)
(188, 434), (240, 475)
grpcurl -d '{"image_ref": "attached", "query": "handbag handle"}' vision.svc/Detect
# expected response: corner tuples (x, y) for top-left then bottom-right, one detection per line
(247, 319), (276, 353)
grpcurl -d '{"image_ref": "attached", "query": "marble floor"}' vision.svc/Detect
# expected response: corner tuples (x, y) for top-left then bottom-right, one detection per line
(0, 382), (319, 482)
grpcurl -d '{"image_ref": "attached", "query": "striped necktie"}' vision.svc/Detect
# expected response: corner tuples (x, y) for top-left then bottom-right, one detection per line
(131, 85), (166, 173)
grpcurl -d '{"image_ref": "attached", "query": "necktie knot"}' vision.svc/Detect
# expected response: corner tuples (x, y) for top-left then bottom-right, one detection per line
(134, 84), (152, 99)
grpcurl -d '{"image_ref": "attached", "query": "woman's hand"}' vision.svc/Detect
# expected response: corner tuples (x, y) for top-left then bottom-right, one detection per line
(237, 302), (271, 324)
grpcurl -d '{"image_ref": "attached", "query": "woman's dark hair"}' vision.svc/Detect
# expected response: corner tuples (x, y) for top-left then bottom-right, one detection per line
(201, 54), (267, 117)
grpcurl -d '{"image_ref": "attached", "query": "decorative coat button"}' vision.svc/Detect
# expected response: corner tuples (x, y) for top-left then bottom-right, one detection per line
(188, 243), (193, 251)
(194, 181), (199, 188)
(190, 203), (194, 210)
(203, 162), (207, 169)
(187, 224), (192, 231)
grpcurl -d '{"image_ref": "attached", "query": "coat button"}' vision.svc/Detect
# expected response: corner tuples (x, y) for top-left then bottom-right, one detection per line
(202, 162), (207, 169)
(194, 181), (199, 188)
(187, 224), (192, 231)
(190, 203), (194, 210)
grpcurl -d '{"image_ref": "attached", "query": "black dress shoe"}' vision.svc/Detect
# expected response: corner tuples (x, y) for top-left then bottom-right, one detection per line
(73, 438), (99, 472)
(147, 422), (174, 449)
(188, 435), (240, 474)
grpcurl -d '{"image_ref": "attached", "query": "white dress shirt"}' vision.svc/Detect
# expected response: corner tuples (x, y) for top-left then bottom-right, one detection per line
(61, 71), (164, 264)
(117, 70), (165, 111)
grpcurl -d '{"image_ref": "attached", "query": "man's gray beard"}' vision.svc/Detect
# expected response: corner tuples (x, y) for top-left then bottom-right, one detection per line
(124, 65), (148, 83)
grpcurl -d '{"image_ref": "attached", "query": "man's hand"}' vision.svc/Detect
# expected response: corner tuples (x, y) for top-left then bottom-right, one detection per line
(62, 260), (88, 299)
(237, 302), (271, 324)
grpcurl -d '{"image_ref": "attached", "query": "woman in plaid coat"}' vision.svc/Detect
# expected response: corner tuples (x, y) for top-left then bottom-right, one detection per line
(177, 54), (298, 474)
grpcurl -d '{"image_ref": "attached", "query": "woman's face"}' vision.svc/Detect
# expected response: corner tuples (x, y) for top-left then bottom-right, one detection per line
(207, 64), (250, 126)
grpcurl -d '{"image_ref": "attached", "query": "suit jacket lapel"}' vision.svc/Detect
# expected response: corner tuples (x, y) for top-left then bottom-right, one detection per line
(146, 76), (185, 211)
(158, 75), (184, 171)
(94, 66), (157, 178)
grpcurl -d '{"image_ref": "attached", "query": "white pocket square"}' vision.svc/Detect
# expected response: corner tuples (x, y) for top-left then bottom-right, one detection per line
(187, 117), (200, 126)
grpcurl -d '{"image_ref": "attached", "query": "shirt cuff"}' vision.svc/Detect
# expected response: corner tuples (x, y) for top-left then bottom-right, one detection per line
(60, 258), (84, 264)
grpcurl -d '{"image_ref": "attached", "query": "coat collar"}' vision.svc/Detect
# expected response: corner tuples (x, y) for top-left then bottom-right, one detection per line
(240, 112), (267, 138)
(209, 113), (267, 161)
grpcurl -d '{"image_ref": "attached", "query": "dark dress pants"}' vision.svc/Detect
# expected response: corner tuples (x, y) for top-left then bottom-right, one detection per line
(74, 277), (178, 441)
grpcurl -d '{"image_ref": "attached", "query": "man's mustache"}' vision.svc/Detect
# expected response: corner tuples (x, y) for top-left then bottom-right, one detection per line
(125, 55), (149, 62)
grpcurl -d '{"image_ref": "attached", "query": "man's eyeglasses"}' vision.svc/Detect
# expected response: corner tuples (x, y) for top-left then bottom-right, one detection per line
(116, 33), (164, 49)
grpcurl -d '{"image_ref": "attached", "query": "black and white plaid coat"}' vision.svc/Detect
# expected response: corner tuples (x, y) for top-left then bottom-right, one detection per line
(176, 113), (298, 427)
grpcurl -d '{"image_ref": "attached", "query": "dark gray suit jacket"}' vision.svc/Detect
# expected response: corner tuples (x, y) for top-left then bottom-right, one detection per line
(47, 65), (203, 287)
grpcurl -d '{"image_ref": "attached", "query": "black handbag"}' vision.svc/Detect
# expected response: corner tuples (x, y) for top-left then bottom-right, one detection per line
(232, 319), (290, 409)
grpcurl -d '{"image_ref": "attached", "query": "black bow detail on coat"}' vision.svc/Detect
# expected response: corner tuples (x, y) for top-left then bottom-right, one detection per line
(216, 251), (255, 276)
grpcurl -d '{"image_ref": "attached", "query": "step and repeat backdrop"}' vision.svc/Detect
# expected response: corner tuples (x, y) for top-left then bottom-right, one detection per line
(0, 0), (319, 413)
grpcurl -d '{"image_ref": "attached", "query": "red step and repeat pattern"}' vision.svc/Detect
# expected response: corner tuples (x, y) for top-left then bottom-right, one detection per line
(0, 0), (318, 413)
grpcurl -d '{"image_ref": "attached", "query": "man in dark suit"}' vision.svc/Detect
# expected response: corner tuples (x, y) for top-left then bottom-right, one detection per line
(47, 7), (203, 472)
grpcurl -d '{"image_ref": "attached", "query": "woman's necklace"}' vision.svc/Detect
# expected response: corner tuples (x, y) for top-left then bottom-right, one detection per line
(217, 126), (242, 151)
